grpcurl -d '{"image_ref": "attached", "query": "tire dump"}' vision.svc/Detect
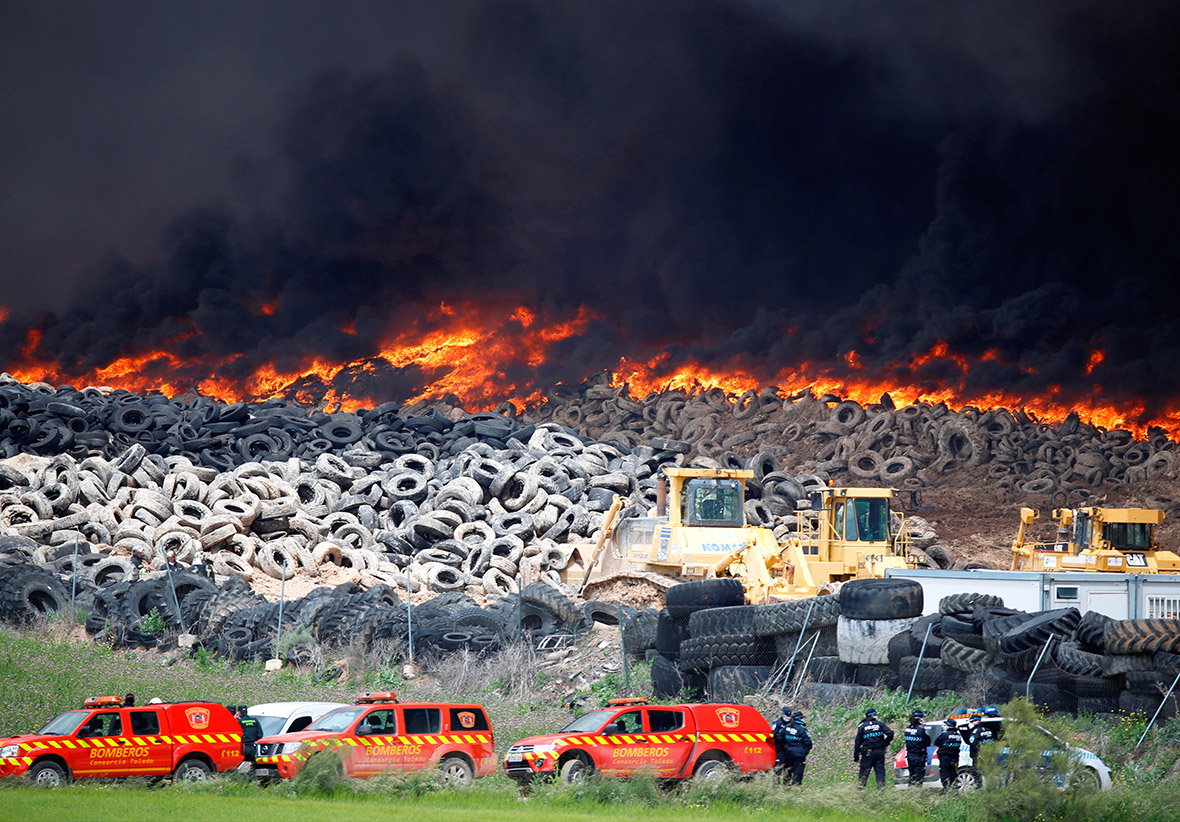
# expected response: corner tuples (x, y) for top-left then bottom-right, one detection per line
(1, 371), (1179, 720)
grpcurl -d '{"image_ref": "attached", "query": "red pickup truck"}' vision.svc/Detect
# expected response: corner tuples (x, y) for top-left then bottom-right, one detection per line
(504, 698), (774, 784)
(0, 695), (244, 786)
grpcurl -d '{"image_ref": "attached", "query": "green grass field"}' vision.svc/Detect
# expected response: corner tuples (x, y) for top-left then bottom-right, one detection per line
(0, 782), (905, 822)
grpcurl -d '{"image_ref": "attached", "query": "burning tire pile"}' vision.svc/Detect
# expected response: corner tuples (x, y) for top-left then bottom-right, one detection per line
(643, 578), (1180, 719)
(0, 372), (1176, 664)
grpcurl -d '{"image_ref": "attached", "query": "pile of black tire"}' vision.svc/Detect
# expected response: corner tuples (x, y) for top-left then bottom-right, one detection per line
(637, 579), (840, 702)
(634, 578), (1180, 718)
(0, 547), (607, 661)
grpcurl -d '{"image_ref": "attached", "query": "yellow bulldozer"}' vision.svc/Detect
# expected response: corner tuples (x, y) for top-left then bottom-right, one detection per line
(1010, 506), (1180, 573)
(560, 467), (923, 604)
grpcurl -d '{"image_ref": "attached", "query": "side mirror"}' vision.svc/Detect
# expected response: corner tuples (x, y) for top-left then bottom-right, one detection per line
(810, 492), (822, 511)
(357, 723), (373, 735)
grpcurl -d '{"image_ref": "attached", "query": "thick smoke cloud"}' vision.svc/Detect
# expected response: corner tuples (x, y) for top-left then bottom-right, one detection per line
(1, 1), (1178, 422)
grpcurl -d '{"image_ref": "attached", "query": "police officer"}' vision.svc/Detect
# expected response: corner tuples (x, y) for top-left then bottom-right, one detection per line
(968, 711), (998, 760)
(853, 707), (894, 788)
(777, 710), (813, 785)
(235, 706), (263, 762)
(934, 718), (963, 791)
(771, 706), (792, 779)
(902, 709), (931, 787)
(124, 693), (136, 707)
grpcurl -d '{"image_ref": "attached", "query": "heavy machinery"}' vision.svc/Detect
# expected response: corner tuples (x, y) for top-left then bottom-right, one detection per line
(560, 467), (923, 603)
(1010, 506), (1180, 573)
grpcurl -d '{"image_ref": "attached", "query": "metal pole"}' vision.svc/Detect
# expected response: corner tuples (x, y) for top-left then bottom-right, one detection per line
(619, 603), (630, 695)
(1025, 636), (1056, 701)
(165, 552), (183, 629)
(783, 599), (817, 685)
(1136, 671), (1180, 749)
(70, 535), (79, 613)
(406, 570), (414, 663)
(789, 632), (821, 702)
(906, 622), (934, 705)
(275, 557), (286, 655)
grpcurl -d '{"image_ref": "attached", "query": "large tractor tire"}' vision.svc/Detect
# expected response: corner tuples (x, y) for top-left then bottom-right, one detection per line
(838, 579), (923, 620)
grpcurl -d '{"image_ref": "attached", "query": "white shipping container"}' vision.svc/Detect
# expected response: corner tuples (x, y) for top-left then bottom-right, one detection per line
(885, 568), (1180, 619)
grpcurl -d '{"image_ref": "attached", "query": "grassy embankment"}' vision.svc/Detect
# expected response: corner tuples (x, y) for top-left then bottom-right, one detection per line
(3, 623), (1180, 822)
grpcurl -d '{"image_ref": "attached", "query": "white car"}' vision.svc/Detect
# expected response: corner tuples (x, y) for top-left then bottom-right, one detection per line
(249, 701), (348, 737)
(893, 716), (1112, 792)
(246, 701), (346, 777)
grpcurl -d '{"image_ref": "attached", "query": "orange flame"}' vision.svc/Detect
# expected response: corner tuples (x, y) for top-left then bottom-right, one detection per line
(0, 306), (1172, 437)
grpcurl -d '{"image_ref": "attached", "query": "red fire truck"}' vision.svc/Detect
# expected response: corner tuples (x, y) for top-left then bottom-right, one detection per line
(253, 692), (494, 786)
(504, 698), (774, 784)
(0, 695), (244, 786)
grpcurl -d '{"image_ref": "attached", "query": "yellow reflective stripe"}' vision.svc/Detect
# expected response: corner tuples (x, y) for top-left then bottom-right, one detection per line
(345, 738), (358, 746)
(62, 740), (75, 749)
(360, 738), (372, 746)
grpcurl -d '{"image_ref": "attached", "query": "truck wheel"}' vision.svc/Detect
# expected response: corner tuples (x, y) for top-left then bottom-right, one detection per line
(559, 757), (592, 784)
(174, 759), (212, 781)
(28, 760), (67, 787)
(438, 756), (474, 788)
(692, 756), (731, 782)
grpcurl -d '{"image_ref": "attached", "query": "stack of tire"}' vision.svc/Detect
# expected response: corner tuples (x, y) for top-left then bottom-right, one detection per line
(791, 579), (923, 703)
(0, 560), (71, 624)
(649, 579), (751, 700)
(79, 570), (595, 662)
(1095, 617), (1180, 719)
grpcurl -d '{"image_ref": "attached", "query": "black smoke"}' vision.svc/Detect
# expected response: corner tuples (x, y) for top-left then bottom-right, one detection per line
(1, 1), (1179, 422)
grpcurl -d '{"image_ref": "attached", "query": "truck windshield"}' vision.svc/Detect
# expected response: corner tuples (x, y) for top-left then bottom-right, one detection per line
(1103, 522), (1152, 550)
(845, 498), (889, 542)
(306, 707), (365, 733)
(560, 710), (614, 734)
(38, 710), (88, 736)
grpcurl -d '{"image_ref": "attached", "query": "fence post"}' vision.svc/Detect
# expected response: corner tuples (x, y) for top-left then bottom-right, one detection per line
(619, 603), (630, 695)
(275, 556), (287, 656)
(164, 552), (183, 630)
(906, 622), (934, 705)
(70, 535), (79, 615)
(1136, 671), (1180, 749)
(1025, 636), (1056, 701)
(406, 570), (414, 663)
(789, 632), (821, 702)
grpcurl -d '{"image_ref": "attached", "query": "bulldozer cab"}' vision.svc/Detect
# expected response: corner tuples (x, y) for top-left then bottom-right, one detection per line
(679, 477), (744, 527)
(819, 493), (890, 545)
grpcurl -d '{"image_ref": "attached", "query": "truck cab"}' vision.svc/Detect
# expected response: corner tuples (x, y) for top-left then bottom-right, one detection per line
(0, 695), (243, 786)
(253, 692), (494, 786)
(504, 698), (773, 785)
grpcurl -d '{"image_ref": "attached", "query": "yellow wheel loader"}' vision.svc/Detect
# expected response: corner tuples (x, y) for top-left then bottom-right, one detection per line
(1010, 506), (1180, 573)
(560, 467), (922, 604)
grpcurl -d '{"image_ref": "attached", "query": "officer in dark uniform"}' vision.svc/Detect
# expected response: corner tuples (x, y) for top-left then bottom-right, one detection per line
(776, 710), (813, 785)
(853, 707), (894, 788)
(968, 712), (998, 761)
(124, 693), (136, 707)
(770, 706), (791, 779)
(235, 706), (263, 762)
(902, 709), (931, 787)
(934, 718), (963, 791)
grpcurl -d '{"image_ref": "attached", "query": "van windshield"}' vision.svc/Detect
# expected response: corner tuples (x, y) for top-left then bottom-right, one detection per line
(306, 707), (364, 733)
(38, 710), (89, 736)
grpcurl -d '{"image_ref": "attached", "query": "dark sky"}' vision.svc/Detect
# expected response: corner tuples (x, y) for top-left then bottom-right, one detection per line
(1, 1), (1178, 420)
